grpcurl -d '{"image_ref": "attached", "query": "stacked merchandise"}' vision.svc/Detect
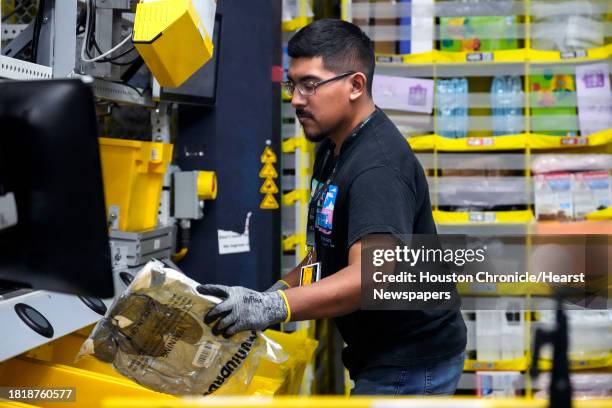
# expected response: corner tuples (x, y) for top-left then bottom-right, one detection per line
(436, 78), (469, 138)
(352, 0), (434, 55)
(532, 154), (612, 221)
(531, 68), (578, 137)
(491, 76), (524, 136)
(531, 63), (611, 137)
(534, 310), (612, 399)
(438, 0), (519, 52)
(531, 0), (605, 52)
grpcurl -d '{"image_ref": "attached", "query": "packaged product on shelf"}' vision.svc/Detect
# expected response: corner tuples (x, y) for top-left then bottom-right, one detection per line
(351, 0), (371, 28)
(475, 298), (526, 362)
(439, 16), (519, 52)
(436, 78), (468, 138)
(491, 76), (524, 136)
(536, 373), (612, 399)
(575, 63), (612, 136)
(534, 172), (573, 220)
(282, 0), (314, 25)
(531, 154), (612, 174)
(531, 0), (604, 52)
(407, 0), (434, 54)
(476, 371), (523, 397)
(572, 170), (611, 219)
(77, 260), (286, 396)
(372, 0), (398, 54)
(530, 69), (577, 136)
(535, 310), (612, 360)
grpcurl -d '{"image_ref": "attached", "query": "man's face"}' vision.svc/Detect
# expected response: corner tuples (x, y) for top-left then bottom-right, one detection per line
(288, 57), (352, 142)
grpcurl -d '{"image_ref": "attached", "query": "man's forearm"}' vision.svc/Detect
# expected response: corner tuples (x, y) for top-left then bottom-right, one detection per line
(283, 261), (361, 321)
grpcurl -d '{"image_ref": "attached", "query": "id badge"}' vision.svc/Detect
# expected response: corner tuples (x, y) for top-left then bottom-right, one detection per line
(300, 262), (321, 286)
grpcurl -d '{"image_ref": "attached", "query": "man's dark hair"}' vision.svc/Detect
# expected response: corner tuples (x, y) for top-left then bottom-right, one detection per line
(288, 19), (375, 95)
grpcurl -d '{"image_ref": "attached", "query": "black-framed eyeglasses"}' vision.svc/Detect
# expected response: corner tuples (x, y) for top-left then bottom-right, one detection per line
(281, 71), (356, 97)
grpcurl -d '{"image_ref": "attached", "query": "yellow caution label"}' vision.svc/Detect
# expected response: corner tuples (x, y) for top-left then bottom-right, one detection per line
(260, 177), (279, 194)
(259, 163), (278, 179)
(260, 146), (277, 164)
(260, 193), (279, 210)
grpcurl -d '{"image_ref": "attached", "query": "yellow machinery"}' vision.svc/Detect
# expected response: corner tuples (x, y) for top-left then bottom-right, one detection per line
(98, 138), (173, 232)
(133, 0), (216, 87)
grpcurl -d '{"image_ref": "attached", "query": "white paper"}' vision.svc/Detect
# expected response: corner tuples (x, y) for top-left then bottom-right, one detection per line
(217, 212), (252, 255)
(575, 63), (612, 136)
(373, 75), (435, 113)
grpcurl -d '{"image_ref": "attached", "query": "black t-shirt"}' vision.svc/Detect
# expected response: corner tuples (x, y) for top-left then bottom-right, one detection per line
(310, 107), (467, 375)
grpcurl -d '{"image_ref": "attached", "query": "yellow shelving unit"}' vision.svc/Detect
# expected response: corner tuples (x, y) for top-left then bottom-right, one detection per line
(342, 0), (612, 398)
(282, 0), (313, 32)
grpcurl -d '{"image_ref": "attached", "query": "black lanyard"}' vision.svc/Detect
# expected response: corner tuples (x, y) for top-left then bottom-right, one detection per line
(306, 110), (377, 247)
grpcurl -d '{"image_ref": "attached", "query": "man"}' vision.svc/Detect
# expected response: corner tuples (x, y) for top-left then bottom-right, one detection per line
(198, 19), (467, 396)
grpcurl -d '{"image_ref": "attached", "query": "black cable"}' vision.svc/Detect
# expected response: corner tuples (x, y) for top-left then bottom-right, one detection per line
(82, 0), (138, 64)
(30, 0), (47, 63)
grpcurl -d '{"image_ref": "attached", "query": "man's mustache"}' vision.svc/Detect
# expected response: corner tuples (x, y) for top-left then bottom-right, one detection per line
(296, 109), (314, 119)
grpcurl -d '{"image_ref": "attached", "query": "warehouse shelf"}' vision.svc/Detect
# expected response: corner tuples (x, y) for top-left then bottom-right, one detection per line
(531, 220), (612, 235)
(372, 44), (612, 68)
(538, 354), (612, 371)
(433, 210), (533, 224)
(437, 49), (529, 65)
(282, 190), (309, 206)
(436, 134), (528, 152)
(283, 234), (306, 252)
(586, 208), (612, 221)
(406, 135), (435, 151)
(529, 44), (612, 64)
(464, 357), (529, 372)
(282, 137), (309, 154)
(282, 16), (313, 32)
(407, 132), (611, 152)
(528, 130), (612, 150)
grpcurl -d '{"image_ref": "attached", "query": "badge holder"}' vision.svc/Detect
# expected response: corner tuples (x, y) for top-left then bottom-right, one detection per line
(300, 247), (321, 286)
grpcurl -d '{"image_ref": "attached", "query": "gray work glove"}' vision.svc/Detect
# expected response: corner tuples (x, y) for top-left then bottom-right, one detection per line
(265, 279), (291, 292)
(197, 284), (289, 338)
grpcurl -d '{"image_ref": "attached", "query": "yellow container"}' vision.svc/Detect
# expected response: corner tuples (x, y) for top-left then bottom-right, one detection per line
(133, 0), (214, 87)
(99, 138), (173, 232)
(255, 330), (318, 395)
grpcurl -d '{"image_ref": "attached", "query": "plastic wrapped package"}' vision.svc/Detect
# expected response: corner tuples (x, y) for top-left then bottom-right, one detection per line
(77, 260), (286, 396)
(531, 0), (605, 52)
(536, 373), (612, 399)
(531, 154), (612, 174)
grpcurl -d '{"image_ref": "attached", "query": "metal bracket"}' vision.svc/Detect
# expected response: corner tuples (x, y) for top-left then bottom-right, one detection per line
(0, 55), (53, 80)
(151, 103), (172, 142)
(1, 22), (34, 58)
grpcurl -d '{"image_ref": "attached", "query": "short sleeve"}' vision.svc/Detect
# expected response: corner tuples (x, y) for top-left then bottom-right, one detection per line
(347, 166), (416, 249)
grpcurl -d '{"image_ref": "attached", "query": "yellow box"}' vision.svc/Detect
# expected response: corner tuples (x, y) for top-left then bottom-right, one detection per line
(133, 0), (214, 87)
(99, 138), (173, 232)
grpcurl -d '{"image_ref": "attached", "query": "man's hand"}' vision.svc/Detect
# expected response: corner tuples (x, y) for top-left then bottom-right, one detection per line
(196, 284), (289, 337)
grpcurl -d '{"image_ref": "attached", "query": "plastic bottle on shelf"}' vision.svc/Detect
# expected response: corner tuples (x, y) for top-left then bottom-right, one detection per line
(460, 78), (469, 138)
(508, 76), (524, 135)
(451, 78), (462, 138)
(437, 79), (452, 138)
(491, 76), (505, 136)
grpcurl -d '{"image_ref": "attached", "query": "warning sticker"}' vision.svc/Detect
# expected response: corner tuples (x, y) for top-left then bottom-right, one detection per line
(259, 163), (278, 179)
(260, 193), (279, 210)
(260, 178), (279, 194)
(260, 146), (277, 164)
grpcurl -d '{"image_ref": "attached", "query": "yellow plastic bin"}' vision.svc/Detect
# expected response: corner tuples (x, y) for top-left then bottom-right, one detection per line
(255, 330), (318, 395)
(99, 138), (173, 232)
